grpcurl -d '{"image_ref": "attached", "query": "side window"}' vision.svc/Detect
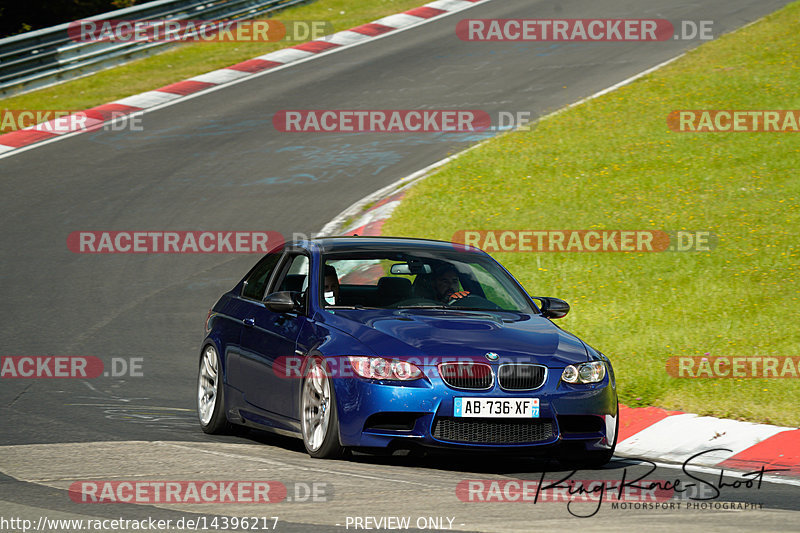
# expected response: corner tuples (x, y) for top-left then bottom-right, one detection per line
(272, 254), (310, 300)
(241, 253), (282, 300)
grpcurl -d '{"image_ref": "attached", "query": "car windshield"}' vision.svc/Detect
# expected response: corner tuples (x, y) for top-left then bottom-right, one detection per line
(321, 247), (535, 313)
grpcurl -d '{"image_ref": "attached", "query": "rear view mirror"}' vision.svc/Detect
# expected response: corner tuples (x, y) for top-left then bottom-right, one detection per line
(532, 296), (570, 319)
(390, 263), (432, 275)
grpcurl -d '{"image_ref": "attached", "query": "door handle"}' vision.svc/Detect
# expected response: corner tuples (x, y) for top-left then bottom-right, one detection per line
(243, 317), (255, 327)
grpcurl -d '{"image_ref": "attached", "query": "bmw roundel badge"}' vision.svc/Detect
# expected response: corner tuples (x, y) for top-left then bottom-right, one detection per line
(485, 352), (499, 361)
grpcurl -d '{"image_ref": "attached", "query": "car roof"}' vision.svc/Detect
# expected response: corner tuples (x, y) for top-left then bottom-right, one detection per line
(291, 236), (487, 254)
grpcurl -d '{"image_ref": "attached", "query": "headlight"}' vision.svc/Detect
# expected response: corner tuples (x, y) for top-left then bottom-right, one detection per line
(561, 365), (579, 383)
(347, 356), (422, 381)
(561, 361), (606, 384)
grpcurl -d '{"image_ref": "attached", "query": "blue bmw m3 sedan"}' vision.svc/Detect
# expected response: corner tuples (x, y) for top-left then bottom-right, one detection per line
(197, 237), (618, 466)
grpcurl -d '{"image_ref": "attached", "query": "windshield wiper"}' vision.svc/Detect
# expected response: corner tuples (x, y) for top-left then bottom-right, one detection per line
(447, 306), (504, 312)
(395, 304), (449, 309)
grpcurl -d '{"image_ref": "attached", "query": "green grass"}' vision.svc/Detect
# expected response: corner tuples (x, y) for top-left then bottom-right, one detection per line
(383, 3), (800, 426)
(0, 0), (426, 117)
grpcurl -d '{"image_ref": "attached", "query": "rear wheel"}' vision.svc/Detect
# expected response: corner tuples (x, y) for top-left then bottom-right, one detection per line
(301, 357), (345, 458)
(197, 344), (231, 434)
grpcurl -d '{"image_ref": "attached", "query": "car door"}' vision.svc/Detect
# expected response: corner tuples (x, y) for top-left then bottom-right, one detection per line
(238, 252), (309, 419)
(225, 251), (283, 390)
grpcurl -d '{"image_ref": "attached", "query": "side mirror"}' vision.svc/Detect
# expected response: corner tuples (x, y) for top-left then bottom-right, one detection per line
(533, 296), (570, 319)
(264, 291), (299, 313)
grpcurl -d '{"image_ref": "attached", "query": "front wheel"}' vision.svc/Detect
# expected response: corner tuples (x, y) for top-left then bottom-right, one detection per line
(301, 357), (345, 458)
(197, 344), (231, 434)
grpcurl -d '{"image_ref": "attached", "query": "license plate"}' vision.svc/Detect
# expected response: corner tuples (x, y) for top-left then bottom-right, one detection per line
(454, 398), (539, 418)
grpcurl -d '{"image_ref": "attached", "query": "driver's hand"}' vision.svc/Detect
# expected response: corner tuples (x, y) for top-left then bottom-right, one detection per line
(449, 290), (470, 300)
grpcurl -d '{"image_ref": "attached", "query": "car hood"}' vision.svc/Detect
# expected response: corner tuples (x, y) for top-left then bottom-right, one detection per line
(321, 309), (588, 366)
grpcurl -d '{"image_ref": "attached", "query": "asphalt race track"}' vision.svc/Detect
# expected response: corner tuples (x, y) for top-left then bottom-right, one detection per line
(1, 0), (798, 531)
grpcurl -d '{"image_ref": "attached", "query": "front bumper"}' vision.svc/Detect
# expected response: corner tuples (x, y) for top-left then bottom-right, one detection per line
(333, 364), (618, 453)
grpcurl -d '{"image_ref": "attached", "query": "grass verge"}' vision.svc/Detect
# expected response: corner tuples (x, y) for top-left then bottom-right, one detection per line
(0, 0), (427, 117)
(383, 3), (800, 426)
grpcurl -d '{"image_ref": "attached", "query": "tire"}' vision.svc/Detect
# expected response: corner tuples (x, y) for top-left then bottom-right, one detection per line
(557, 405), (619, 469)
(301, 356), (345, 458)
(197, 344), (232, 434)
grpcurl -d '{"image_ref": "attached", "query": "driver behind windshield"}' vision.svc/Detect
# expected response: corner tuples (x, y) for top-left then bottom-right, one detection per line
(432, 264), (470, 303)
